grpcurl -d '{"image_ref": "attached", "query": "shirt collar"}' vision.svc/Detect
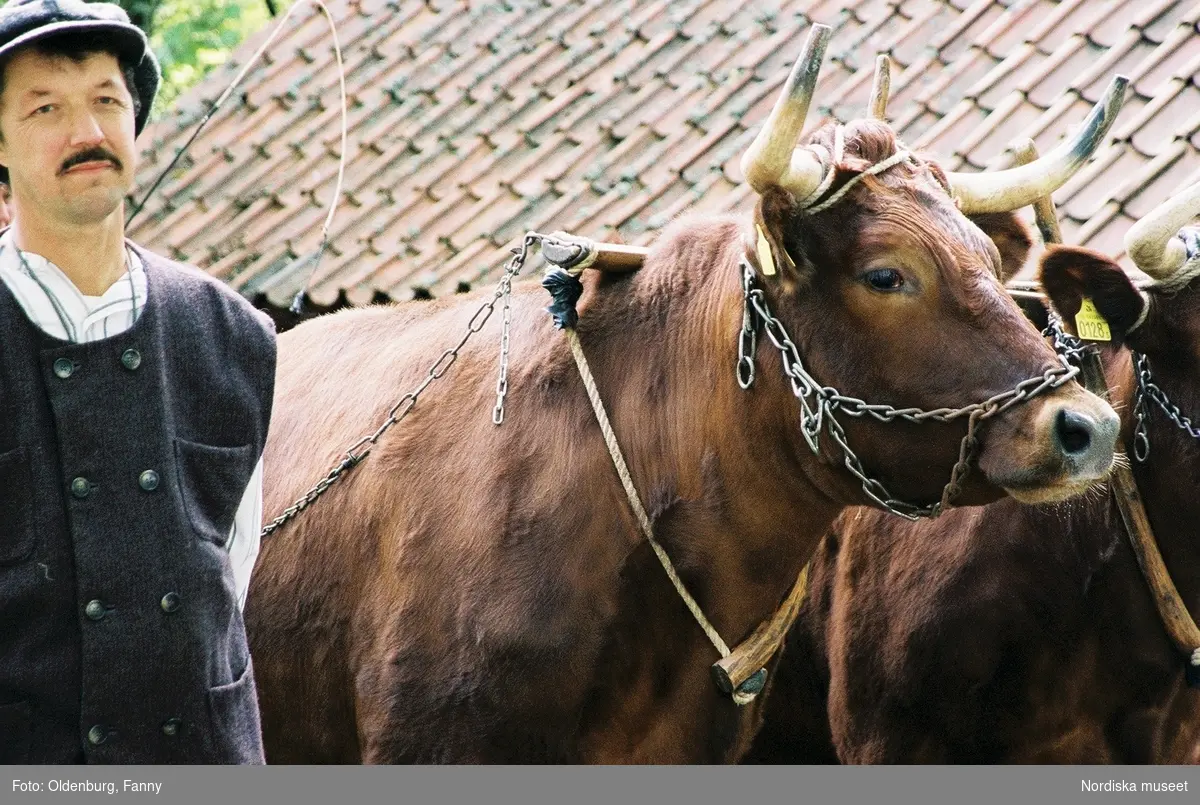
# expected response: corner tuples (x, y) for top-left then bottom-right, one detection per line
(0, 229), (144, 298)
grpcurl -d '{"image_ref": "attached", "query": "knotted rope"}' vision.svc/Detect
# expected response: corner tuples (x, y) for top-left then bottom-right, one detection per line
(795, 124), (921, 214)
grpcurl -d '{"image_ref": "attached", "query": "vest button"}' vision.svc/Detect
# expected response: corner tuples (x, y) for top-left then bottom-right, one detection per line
(85, 599), (107, 621)
(161, 718), (182, 737)
(53, 358), (74, 378)
(86, 725), (107, 745)
(138, 469), (159, 491)
(121, 348), (142, 371)
(70, 477), (91, 499)
(160, 592), (181, 613)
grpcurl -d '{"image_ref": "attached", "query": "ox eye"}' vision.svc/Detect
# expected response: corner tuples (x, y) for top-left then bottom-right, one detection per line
(863, 268), (905, 292)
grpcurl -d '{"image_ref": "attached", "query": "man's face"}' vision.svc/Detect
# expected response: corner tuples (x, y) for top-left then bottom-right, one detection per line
(0, 48), (136, 226)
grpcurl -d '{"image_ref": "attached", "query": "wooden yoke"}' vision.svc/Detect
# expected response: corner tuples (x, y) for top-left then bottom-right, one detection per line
(590, 243), (649, 271)
(711, 565), (809, 699)
(541, 232), (647, 273)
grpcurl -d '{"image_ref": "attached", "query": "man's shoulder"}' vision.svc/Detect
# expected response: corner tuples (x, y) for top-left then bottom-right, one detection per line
(131, 243), (241, 298)
(130, 243), (276, 337)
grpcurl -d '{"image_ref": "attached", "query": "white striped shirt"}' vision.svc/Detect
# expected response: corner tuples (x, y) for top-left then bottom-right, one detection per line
(0, 231), (263, 611)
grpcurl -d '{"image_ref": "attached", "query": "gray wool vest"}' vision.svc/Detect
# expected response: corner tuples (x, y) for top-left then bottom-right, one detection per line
(0, 244), (276, 764)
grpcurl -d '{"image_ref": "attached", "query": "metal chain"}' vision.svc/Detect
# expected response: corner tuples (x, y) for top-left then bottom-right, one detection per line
(1133, 362), (1152, 463)
(1042, 310), (1088, 365)
(1133, 352), (1200, 463)
(1126, 227), (1200, 461)
(1041, 304), (1200, 464)
(261, 233), (542, 537)
(493, 273), (515, 424)
(737, 300), (757, 389)
(739, 260), (1080, 520)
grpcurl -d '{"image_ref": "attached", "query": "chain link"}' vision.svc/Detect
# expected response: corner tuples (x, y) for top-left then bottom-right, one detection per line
(1133, 352), (1200, 463)
(737, 301), (757, 390)
(1039, 305), (1200, 464)
(739, 260), (1080, 520)
(493, 265), (516, 424)
(261, 233), (542, 537)
(1042, 310), (1089, 365)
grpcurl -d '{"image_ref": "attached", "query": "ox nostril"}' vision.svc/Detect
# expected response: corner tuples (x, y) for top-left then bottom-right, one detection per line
(1055, 409), (1094, 457)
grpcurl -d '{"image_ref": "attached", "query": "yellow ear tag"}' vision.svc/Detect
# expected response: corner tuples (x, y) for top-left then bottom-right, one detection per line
(1074, 297), (1111, 342)
(755, 224), (777, 276)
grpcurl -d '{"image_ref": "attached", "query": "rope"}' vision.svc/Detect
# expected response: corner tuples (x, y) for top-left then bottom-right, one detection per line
(803, 149), (913, 214)
(561, 326), (757, 705)
(794, 128), (842, 210)
(1154, 256), (1200, 294)
(793, 124), (915, 215)
(1130, 289), (1152, 334)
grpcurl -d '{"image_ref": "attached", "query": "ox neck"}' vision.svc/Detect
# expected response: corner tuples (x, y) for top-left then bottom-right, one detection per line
(573, 222), (847, 636)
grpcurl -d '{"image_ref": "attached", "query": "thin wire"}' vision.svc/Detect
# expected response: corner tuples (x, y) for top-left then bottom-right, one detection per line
(307, 0), (349, 260)
(288, 0), (349, 313)
(127, 0), (350, 293)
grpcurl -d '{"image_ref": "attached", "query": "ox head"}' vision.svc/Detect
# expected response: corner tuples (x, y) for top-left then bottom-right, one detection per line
(736, 25), (1122, 508)
(1040, 182), (1200, 443)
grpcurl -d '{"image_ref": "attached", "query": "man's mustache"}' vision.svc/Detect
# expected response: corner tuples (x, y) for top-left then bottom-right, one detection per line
(59, 148), (122, 175)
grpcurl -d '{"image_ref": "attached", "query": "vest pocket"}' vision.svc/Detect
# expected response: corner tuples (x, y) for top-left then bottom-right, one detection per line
(0, 699), (32, 763)
(205, 658), (264, 764)
(0, 447), (34, 565)
(174, 438), (255, 546)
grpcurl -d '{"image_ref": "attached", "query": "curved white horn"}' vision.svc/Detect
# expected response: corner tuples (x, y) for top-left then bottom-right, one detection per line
(740, 23), (832, 198)
(946, 75), (1129, 214)
(1123, 182), (1200, 279)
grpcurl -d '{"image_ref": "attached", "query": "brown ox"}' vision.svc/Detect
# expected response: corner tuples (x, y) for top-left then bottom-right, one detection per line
(244, 28), (1123, 763)
(745, 184), (1200, 764)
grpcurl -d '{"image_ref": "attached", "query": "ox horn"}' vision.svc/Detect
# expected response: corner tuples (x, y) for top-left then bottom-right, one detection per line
(945, 74), (1130, 214)
(1123, 181), (1200, 279)
(868, 54), (891, 120)
(740, 23), (832, 198)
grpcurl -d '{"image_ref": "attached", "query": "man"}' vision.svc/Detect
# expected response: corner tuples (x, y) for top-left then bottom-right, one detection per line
(0, 0), (275, 764)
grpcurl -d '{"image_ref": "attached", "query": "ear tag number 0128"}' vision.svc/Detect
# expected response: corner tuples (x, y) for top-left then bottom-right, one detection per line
(1075, 297), (1111, 342)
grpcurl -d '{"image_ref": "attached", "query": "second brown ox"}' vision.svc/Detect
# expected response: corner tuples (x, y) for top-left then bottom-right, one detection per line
(745, 182), (1200, 764)
(244, 26), (1122, 763)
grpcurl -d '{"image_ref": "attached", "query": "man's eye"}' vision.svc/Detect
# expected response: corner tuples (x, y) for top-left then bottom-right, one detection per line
(863, 268), (905, 291)
(32, 104), (55, 115)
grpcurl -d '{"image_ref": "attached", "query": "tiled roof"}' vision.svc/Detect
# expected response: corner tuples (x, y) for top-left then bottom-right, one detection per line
(125, 0), (1200, 327)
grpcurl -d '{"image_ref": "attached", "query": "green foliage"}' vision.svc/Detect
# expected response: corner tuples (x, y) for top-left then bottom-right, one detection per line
(115, 0), (164, 33)
(147, 0), (293, 117)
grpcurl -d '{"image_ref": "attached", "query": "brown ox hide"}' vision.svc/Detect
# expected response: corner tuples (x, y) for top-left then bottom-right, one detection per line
(245, 122), (1118, 764)
(745, 243), (1200, 764)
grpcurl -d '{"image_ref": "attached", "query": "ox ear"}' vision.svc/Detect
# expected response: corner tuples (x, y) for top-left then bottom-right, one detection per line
(968, 211), (1034, 283)
(1040, 245), (1146, 346)
(752, 188), (806, 283)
